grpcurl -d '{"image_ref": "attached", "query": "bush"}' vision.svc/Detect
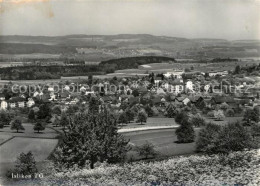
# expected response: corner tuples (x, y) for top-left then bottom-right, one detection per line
(226, 109), (235, 117)
(218, 122), (254, 153)
(174, 112), (188, 124)
(6, 151), (38, 179)
(206, 111), (214, 118)
(251, 123), (260, 138)
(175, 118), (195, 143)
(190, 114), (206, 127)
(196, 122), (222, 153)
(136, 142), (157, 159)
(197, 122), (254, 153)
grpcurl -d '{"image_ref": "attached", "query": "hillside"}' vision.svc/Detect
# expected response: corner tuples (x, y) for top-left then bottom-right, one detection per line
(0, 34), (259, 60)
(5, 150), (259, 185)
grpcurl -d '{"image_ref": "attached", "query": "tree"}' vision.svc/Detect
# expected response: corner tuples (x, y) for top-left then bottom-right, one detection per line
(196, 122), (222, 153)
(217, 122), (254, 153)
(136, 142), (157, 159)
(118, 112), (128, 125)
(54, 109), (129, 169)
(0, 111), (12, 126)
(28, 109), (35, 121)
(144, 105), (154, 117)
(197, 122), (254, 153)
(6, 151), (38, 179)
(37, 103), (51, 120)
(214, 110), (225, 121)
(234, 65), (241, 74)
(53, 115), (60, 127)
(226, 109), (235, 117)
(125, 108), (135, 123)
(88, 97), (99, 113)
(33, 122), (45, 133)
(11, 119), (25, 133)
(243, 107), (260, 126)
(60, 112), (70, 129)
(251, 123), (260, 139)
(191, 114), (206, 127)
(220, 102), (229, 111)
(132, 89), (139, 97)
(175, 118), (195, 143)
(136, 111), (148, 125)
(175, 112), (188, 124)
(165, 104), (177, 118)
(52, 105), (62, 116)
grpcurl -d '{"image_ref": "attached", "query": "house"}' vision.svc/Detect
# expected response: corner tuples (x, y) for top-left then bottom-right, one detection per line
(171, 85), (184, 94)
(27, 98), (35, 107)
(182, 97), (191, 105)
(186, 80), (193, 90)
(9, 102), (16, 108)
(0, 93), (5, 101)
(154, 77), (163, 86)
(208, 70), (228, 77)
(164, 70), (184, 79)
(8, 97), (26, 108)
(156, 87), (166, 95)
(0, 100), (8, 110)
(18, 101), (25, 108)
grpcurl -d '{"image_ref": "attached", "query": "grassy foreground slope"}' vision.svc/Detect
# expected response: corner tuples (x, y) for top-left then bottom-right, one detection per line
(15, 149), (260, 186)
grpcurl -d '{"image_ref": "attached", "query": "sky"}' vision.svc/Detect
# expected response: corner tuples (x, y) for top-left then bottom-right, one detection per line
(0, 0), (259, 40)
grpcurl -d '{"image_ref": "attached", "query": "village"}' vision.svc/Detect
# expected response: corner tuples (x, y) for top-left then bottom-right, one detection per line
(0, 63), (259, 127)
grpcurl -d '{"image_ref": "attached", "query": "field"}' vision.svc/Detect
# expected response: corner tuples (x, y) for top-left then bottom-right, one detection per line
(120, 117), (178, 130)
(0, 137), (58, 176)
(0, 135), (13, 145)
(0, 123), (59, 139)
(124, 128), (199, 160)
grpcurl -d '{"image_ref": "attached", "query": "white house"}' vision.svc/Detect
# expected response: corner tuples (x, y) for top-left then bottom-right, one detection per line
(183, 98), (191, 105)
(156, 88), (165, 95)
(0, 101), (8, 110)
(171, 85), (184, 94)
(164, 70), (184, 79)
(208, 70), (228, 77)
(9, 103), (16, 108)
(18, 101), (25, 108)
(186, 81), (193, 90)
(27, 98), (35, 108)
(0, 94), (5, 101)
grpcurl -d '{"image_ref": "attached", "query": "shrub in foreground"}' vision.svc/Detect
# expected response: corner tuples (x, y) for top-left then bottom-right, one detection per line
(32, 150), (260, 185)
(6, 151), (38, 179)
(136, 141), (157, 159)
(197, 122), (254, 153)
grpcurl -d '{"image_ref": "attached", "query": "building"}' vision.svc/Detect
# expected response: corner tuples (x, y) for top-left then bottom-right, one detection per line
(0, 100), (8, 110)
(164, 70), (184, 79)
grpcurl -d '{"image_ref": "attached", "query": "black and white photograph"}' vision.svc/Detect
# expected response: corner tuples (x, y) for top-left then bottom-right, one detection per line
(0, 0), (260, 185)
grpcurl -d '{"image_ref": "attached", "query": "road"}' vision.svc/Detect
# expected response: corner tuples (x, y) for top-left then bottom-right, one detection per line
(124, 128), (199, 157)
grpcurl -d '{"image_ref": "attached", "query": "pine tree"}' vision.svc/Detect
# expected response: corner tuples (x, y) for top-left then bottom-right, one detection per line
(54, 109), (129, 169)
(28, 109), (35, 121)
